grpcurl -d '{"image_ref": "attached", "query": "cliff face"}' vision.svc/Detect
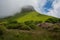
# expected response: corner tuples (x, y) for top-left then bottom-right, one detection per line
(21, 6), (35, 12)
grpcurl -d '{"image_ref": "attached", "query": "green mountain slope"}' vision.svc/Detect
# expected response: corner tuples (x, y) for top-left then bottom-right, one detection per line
(16, 11), (52, 23)
(0, 6), (60, 40)
(0, 6), (53, 23)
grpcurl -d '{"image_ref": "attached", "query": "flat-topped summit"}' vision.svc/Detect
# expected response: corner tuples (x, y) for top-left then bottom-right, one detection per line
(21, 6), (34, 12)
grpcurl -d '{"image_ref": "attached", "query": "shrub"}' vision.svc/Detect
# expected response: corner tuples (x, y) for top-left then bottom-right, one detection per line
(24, 21), (37, 30)
(34, 21), (42, 24)
(24, 20), (34, 25)
(7, 23), (20, 29)
(19, 25), (31, 30)
(17, 23), (31, 30)
(29, 24), (37, 30)
(7, 22), (31, 30)
(48, 24), (60, 32)
(8, 20), (18, 24)
(0, 26), (6, 36)
(45, 17), (60, 23)
(52, 24), (60, 32)
(7, 24), (17, 29)
(7, 20), (21, 29)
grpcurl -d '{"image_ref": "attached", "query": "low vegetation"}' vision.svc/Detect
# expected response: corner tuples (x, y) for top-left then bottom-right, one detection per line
(0, 7), (60, 40)
(0, 17), (60, 40)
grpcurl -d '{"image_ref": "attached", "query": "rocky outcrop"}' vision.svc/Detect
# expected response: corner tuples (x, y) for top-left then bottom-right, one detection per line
(21, 5), (35, 12)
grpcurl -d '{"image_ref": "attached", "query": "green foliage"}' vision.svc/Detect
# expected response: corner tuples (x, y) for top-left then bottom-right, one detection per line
(52, 24), (60, 32)
(24, 20), (34, 25)
(17, 11), (51, 23)
(7, 20), (19, 29)
(0, 26), (6, 36)
(45, 17), (60, 23)
(34, 21), (42, 24)
(18, 24), (31, 30)
(7, 20), (31, 30)
(29, 24), (37, 30)
(7, 23), (19, 29)
(8, 20), (18, 24)
(24, 21), (37, 30)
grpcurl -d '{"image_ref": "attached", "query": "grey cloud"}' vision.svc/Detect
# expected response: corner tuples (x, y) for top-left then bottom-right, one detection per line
(0, 0), (35, 18)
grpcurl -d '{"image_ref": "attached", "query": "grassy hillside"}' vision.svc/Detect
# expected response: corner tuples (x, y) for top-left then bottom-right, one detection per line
(0, 7), (60, 40)
(0, 5), (58, 23)
(15, 11), (52, 23)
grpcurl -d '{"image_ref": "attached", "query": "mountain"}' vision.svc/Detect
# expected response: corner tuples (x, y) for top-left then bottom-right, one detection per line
(14, 6), (52, 22)
(16, 11), (52, 23)
(0, 6), (53, 23)
(21, 5), (34, 12)
(0, 6), (60, 40)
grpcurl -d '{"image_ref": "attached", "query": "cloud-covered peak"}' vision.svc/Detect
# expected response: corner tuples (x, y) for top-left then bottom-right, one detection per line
(0, 0), (60, 18)
(0, 0), (34, 18)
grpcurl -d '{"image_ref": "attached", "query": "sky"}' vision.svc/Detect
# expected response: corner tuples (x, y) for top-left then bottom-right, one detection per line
(0, 0), (35, 18)
(35, 0), (60, 18)
(0, 0), (60, 18)
(43, 0), (54, 12)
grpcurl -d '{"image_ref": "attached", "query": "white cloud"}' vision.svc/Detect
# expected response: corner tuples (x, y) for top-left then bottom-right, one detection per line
(47, 0), (60, 18)
(0, 0), (37, 18)
(0, 0), (60, 18)
(35, 0), (60, 18)
(34, 0), (47, 14)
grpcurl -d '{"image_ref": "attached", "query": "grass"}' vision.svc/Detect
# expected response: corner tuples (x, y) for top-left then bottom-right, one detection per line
(0, 11), (56, 40)
(16, 11), (52, 23)
(1, 29), (53, 40)
(0, 11), (52, 23)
